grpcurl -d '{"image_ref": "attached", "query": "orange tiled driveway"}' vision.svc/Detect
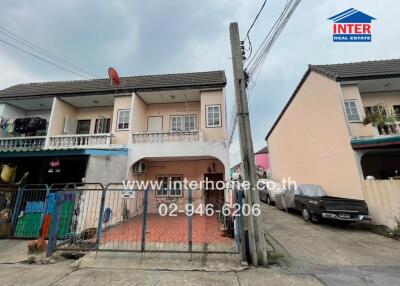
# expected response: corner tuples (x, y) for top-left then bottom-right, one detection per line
(101, 214), (234, 244)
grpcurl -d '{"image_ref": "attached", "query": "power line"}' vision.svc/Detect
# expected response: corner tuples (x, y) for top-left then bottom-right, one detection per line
(0, 26), (97, 78)
(0, 38), (92, 79)
(246, 0), (301, 86)
(243, 0), (268, 61)
(229, 0), (301, 144)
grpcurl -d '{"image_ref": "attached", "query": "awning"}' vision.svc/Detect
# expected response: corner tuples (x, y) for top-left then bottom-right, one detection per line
(0, 148), (128, 158)
(351, 135), (400, 149)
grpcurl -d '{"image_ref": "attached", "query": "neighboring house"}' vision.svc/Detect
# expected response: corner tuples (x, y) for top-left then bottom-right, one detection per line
(255, 146), (270, 176)
(265, 59), (400, 228)
(230, 146), (270, 178)
(0, 70), (230, 209)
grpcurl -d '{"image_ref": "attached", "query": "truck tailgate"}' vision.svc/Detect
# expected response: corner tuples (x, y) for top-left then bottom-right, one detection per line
(324, 197), (368, 214)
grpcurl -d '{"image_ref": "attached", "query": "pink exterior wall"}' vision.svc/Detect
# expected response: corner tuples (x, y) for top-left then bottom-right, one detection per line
(255, 153), (269, 171)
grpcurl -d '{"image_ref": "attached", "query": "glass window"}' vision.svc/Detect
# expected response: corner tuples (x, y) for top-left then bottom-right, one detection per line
(171, 115), (196, 131)
(365, 105), (387, 117)
(117, 110), (130, 130)
(95, 118), (111, 134)
(344, 100), (361, 122)
(206, 105), (221, 127)
(156, 176), (183, 197)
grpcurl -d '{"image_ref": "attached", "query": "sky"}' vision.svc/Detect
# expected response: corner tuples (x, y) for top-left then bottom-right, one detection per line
(0, 0), (399, 165)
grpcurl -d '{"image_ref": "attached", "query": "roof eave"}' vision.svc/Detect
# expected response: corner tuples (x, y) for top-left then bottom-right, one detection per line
(0, 82), (226, 101)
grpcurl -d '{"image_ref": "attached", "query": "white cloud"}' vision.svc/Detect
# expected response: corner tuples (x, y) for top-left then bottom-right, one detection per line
(0, 51), (40, 89)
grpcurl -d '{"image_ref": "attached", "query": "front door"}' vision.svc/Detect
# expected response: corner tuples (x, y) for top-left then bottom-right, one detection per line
(204, 173), (224, 209)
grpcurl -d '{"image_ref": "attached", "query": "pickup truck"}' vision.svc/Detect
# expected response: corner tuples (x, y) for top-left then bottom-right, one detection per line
(294, 195), (369, 223)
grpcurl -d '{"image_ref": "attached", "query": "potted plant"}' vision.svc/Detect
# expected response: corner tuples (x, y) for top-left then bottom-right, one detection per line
(363, 112), (386, 135)
(385, 112), (399, 134)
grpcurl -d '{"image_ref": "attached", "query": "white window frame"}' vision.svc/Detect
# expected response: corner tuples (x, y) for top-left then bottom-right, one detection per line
(116, 110), (130, 130)
(206, 105), (221, 127)
(344, 100), (361, 122)
(156, 176), (183, 197)
(170, 115), (197, 131)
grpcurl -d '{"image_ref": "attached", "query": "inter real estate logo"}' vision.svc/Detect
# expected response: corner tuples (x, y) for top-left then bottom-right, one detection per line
(328, 8), (376, 42)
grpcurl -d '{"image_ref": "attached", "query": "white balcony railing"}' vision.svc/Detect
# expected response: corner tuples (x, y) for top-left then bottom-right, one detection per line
(48, 134), (112, 148)
(132, 131), (201, 143)
(0, 136), (46, 151)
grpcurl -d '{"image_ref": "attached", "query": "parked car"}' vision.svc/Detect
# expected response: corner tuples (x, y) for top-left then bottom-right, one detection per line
(258, 179), (285, 205)
(275, 184), (369, 223)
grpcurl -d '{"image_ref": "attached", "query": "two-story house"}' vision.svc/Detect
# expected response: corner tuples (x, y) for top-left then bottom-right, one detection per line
(265, 59), (400, 228)
(0, 71), (229, 203)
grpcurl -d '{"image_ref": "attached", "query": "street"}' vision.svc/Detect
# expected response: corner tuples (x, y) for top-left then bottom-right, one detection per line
(0, 203), (399, 285)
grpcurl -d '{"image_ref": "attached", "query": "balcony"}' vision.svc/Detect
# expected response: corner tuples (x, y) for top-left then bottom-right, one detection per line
(0, 136), (46, 151)
(132, 131), (201, 144)
(48, 134), (112, 149)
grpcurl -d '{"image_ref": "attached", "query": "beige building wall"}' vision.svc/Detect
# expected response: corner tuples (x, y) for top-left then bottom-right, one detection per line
(145, 102), (201, 131)
(48, 97), (77, 136)
(361, 90), (400, 114)
(268, 71), (365, 200)
(111, 95), (132, 145)
(200, 89), (227, 141)
(75, 107), (113, 134)
(341, 85), (375, 137)
(130, 159), (225, 213)
(131, 94), (147, 133)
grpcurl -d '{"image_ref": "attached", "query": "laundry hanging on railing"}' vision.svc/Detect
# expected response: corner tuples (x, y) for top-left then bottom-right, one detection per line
(0, 117), (47, 136)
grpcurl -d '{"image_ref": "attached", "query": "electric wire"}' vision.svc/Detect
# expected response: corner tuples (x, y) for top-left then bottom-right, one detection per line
(0, 26), (97, 78)
(0, 38), (92, 79)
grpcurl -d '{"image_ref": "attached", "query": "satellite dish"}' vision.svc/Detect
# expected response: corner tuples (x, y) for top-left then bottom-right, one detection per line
(108, 67), (121, 86)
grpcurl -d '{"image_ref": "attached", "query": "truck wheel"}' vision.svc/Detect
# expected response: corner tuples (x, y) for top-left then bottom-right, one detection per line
(302, 206), (311, 222)
(266, 195), (272, 205)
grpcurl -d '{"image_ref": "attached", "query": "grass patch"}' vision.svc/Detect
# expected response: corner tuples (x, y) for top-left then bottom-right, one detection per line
(267, 251), (285, 266)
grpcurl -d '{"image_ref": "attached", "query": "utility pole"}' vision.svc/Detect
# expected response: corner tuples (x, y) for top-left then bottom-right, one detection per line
(229, 22), (268, 267)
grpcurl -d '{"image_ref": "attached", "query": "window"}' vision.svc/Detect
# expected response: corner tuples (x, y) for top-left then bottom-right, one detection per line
(95, 118), (111, 134)
(147, 116), (163, 132)
(344, 100), (361, 122)
(393, 105), (400, 120)
(117, 110), (130, 130)
(156, 176), (183, 197)
(206, 105), (221, 127)
(170, 115), (196, 131)
(364, 104), (387, 117)
(76, 120), (91, 134)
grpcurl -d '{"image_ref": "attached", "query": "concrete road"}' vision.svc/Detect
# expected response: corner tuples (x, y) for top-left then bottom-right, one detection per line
(1, 204), (399, 285)
(262, 203), (400, 285)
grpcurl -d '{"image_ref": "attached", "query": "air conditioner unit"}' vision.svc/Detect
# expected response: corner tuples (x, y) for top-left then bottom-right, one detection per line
(133, 161), (147, 174)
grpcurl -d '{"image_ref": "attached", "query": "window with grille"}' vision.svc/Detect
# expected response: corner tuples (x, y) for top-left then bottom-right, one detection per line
(117, 110), (130, 130)
(344, 100), (361, 122)
(156, 176), (183, 197)
(364, 104), (387, 117)
(95, 118), (111, 134)
(171, 115), (196, 131)
(206, 105), (221, 127)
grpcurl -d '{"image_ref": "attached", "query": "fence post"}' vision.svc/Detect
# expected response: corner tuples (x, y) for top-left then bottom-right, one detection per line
(46, 191), (64, 257)
(11, 187), (24, 236)
(96, 186), (107, 252)
(188, 188), (193, 254)
(237, 190), (247, 262)
(141, 188), (149, 253)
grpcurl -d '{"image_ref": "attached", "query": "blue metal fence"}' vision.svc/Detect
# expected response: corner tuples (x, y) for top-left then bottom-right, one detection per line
(1, 183), (242, 257)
